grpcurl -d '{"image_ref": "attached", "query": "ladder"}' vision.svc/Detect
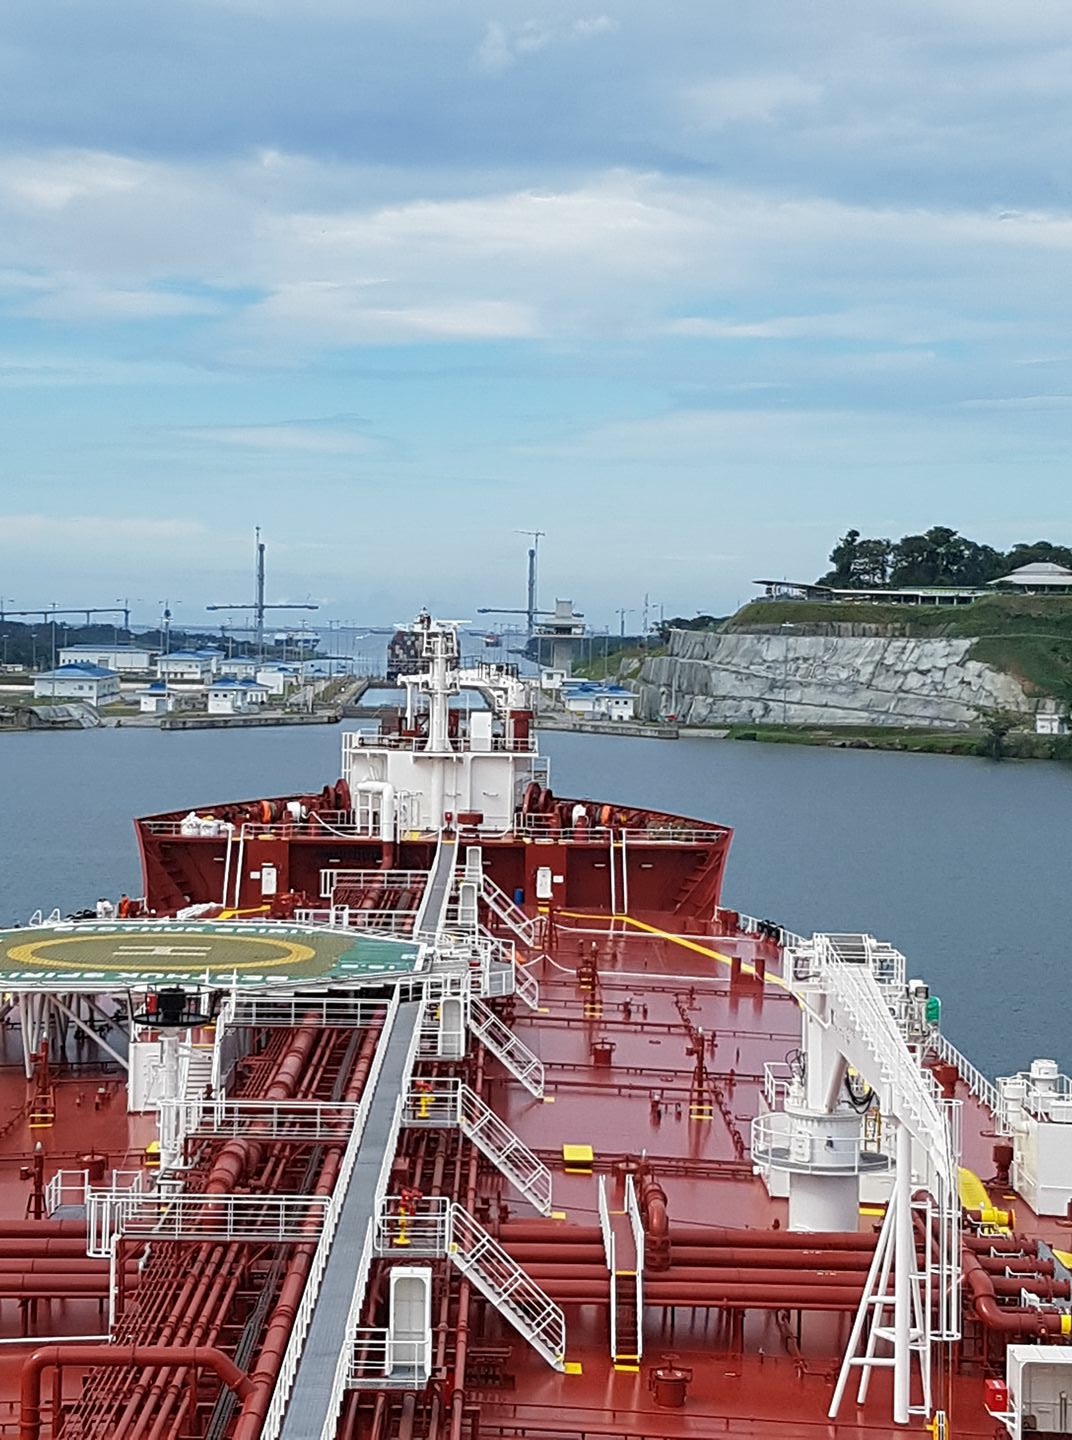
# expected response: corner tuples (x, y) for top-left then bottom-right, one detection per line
(480, 873), (544, 949)
(377, 1199), (566, 1372)
(800, 936), (957, 1425)
(403, 1078), (552, 1214)
(468, 997), (545, 1098)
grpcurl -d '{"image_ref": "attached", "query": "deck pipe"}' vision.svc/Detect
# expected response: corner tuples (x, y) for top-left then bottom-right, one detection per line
(231, 1022), (381, 1440)
(963, 1250), (1072, 1336)
(19, 1345), (252, 1440)
(496, 1222), (877, 1248)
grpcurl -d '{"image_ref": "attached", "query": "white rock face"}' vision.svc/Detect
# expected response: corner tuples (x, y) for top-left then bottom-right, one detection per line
(633, 630), (1032, 728)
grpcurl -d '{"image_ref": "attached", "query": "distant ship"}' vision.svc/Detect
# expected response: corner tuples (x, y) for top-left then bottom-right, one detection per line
(0, 612), (1064, 1437)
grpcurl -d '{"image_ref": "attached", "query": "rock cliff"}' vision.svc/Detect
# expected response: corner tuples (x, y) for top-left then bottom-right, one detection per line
(633, 629), (1032, 728)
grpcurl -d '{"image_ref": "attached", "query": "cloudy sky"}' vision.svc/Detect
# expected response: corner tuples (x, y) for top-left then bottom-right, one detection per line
(2, 1), (1072, 629)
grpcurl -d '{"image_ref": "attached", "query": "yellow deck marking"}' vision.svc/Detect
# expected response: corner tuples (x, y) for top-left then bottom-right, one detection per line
(564, 1361), (583, 1375)
(614, 1363), (640, 1372)
(551, 1210), (567, 1221)
(7, 933), (317, 974)
(557, 911), (788, 989)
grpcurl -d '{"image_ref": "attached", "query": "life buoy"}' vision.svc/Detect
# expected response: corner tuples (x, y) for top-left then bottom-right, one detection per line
(258, 800), (272, 824)
(599, 804), (613, 827)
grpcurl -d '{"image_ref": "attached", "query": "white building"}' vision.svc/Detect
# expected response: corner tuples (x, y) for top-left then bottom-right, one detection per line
(137, 681), (176, 715)
(989, 561), (1072, 595)
(257, 664), (300, 697)
(220, 657), (259, 679)
(59, 643), (155, 674)
(207, 677), (270, 714)
(1035, 701), (1071, 736)
(156, 650), (215, 683)
(561, 682), (636, 721)
(539, 667), (567, 692)
(33, 663), (121, 706)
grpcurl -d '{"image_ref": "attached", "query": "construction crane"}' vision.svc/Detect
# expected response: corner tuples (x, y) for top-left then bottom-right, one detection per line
(206, 527), (318, 653)
(0, 604), (131, 627)
(514, 529), (545, 637)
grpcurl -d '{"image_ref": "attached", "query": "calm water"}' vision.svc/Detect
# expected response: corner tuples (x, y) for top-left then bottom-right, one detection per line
(0, 725), (1069, 1080)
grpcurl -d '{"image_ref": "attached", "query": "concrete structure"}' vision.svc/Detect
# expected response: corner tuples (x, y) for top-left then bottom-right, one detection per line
(989, 561), (1072, 594)
(220, 657), (259, 679)
(59, 643), (155, 673)
(257, 663), (300, 697)
(533, 600), (586, 675)
(33, 663), (120, 705)
(562, 681), (636, 721)
(207, 677), (270, 715)
(1035, 701), (1070, 736)
(539, 667), (567, 692)
(634, 627), (1033, 729)
(157, 650), (217, 683)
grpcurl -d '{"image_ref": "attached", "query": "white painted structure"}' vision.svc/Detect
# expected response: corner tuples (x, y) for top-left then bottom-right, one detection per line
(33, 663), (120, 705)
(138, 682), (175, 715)
(342, 615), (542, 837)
(257, 664), (300, 696)
(997, 1060), (1072, 1216)
(208, 677), (270, 714)
(220, 657), (259, 679)
(157, 651), (216, 683)
(562, 682), (636, 721)
(1035, 701), (1070, 736)
(59, 643), (154, 673)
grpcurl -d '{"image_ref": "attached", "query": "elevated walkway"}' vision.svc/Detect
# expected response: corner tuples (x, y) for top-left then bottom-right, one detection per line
(277, 1000), (420, 1440)
(413, 833), (458, 944)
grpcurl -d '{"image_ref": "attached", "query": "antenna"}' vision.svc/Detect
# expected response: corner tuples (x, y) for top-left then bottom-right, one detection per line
(514, 529), (546, 639)
(206, 528), (318, 658)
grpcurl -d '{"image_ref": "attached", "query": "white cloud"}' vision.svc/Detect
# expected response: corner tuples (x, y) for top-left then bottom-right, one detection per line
(474, 14), (616, 73)
(684, 73), (824, 130)
(177, 420), (377, 454)
(0, 514), (207, 545)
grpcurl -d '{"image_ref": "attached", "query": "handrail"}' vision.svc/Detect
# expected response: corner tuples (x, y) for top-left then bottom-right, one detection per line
(260, 988), (401, 1440)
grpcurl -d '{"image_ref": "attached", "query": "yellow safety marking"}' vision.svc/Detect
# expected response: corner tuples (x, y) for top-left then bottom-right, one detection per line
(859, 1206), (885, 1217)
(1053, 1249), (1072, 1270)
(542, 1096), (556, 1104)
(615, 1269), (637, 1277)
(218, 905), (271, 919)
(551, 1210), (567, 1221)
(564, 1361), (583, 1375)
(958, 1166), (990, 1213)
(557, 912), (789, 989)
(538, 1007), (551, 1014)
(1063, 1314), (1072, 1337)
(614, 1363), (640, 1373)
(563, 1144), (594, 1164)
(7, 933), (317, 974)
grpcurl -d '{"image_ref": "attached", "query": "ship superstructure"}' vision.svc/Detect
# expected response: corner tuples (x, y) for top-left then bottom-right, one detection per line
(0, 615), (1067, 1439)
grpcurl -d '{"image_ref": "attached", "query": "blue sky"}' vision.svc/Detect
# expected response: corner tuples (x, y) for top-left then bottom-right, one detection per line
(2, 0), (1072, 630)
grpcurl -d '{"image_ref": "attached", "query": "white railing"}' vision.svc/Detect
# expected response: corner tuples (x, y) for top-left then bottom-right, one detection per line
(480, 874), (544, 948)
(101, 1191), (331, 1245)
(469, 997), (544, 1097)
(46, 1167), (144, 1220)
(402, 1078), (552, 1214)
(295, 906), (418, 935)
(751, 1112), (892, 1175)
(520, 815), (723, 844)
(929, 1029), (999, 1118)
(221, 995), (390, 1029)
(320, 868), (429, 899)
(625, 1173), (645, 1364)
(261, 988), (410, 1440)
(597, 1175), (617, 1362)
(514, 962), (540, 1011)
(184, 1098), (361, 1142)
(762, 1060), (795, 1109)
(738, 911), (807, 951)
(348, 1329), (430, 1388)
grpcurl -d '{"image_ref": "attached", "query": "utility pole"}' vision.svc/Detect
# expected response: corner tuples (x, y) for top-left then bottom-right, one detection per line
(255, 527), (266, 656)
(616, 607), (633, 639)
(515, 529), (546, 640)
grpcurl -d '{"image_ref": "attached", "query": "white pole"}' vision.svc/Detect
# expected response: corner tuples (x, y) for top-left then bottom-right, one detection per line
(893, 1120), (912, 1423)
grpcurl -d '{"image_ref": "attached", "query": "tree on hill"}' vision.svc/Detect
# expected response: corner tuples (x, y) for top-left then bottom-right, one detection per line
(816, 527), (1053, 589)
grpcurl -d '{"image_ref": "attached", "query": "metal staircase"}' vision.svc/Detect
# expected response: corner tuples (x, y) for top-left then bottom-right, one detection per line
(480, 872), (544, 949)
(403, 1078), (552, 1214)
(468, 996), (545, 1098)
(790, 935), (959, 1427)
(377, 1198), (566, 1371)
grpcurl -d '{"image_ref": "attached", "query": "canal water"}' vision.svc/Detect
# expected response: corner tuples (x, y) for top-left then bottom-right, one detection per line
(0, 724), (1068, 1080)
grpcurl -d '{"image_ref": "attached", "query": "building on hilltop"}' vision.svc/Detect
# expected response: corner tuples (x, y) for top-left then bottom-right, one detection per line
(988, 562), (1072, 594)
